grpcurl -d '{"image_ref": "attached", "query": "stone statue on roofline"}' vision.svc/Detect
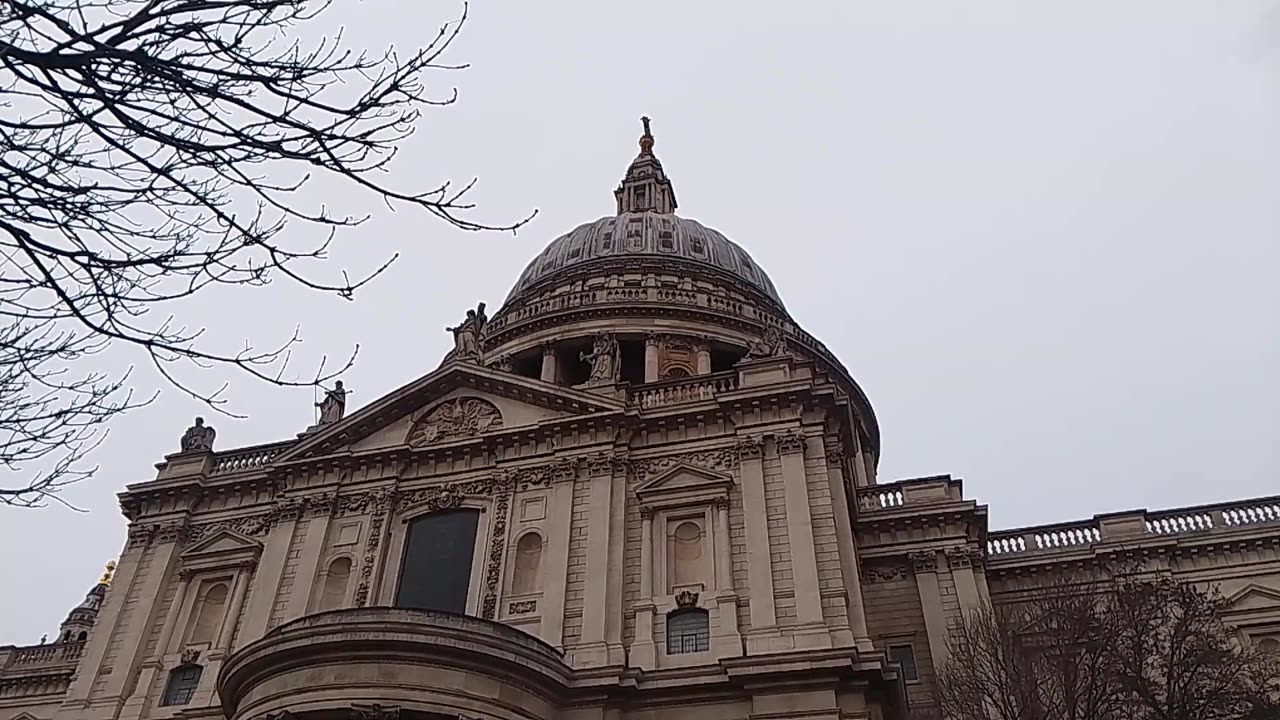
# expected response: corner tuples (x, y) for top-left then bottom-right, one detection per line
(447, 302), (487, 362)
(315, 380), (348, 425)
(179, 417), (216, 453)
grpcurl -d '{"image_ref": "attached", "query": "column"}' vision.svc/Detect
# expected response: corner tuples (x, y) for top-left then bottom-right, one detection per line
(540, 342), (558, 383)
(910, 551), (950, 668)
(819, 437), (873, 651)
(217, 563), (253, 650)
(631, 506), (657, 669)
(644, 334), (661, 383)
(711, 497), (742, 658)
(777, 433), (825, 632)
(736, 437), (776, 636)
(714, 499), (731, 590)
(695, 339), (712, 375)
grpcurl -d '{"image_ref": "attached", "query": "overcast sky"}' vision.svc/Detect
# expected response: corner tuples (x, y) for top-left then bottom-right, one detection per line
(1, 1), (1277, 643)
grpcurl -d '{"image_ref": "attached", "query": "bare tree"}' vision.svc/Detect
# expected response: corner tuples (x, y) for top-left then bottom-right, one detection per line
(0, 0), (528, 506)
(934, 572), (1280, 720)
(935, 575), (1125, 720)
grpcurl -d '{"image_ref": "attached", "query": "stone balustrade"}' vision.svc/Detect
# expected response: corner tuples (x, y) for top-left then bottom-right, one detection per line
(986, 495), (1280, 559)
(855, 475), (964, 513)
(634, 372), (738, 409)
(0, 641), (84, 699)
(210, 442), (289, 475)
(0, 641), (84, 670)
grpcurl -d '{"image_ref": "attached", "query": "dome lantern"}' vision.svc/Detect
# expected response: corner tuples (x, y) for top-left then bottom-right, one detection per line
(615, 116), (677, 215)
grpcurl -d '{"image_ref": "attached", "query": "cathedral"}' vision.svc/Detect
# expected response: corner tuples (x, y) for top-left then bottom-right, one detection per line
(2, 121), (1278, 720)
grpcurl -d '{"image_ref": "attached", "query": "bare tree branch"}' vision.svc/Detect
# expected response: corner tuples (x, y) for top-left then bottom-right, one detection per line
(0, 0), (530, 505)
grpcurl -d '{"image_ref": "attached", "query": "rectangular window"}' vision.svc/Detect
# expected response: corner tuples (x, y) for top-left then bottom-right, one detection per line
(888, 643), (919, 682)
(161, 665), (202, 706)
(395, 509), (480, 614)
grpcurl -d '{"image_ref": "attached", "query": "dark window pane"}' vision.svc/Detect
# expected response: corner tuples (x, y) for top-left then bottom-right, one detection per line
(666, 609), (710, 654)
(888, 644), (918, 682)
(395, 509), (480, 614)
(161, 665), (202, 706)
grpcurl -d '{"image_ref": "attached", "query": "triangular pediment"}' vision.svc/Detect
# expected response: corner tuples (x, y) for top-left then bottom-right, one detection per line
(275, 361), (625, 462)
(1224, 584), (1280, 612)
(181, 529), (262, 559)
(635, 463), (733, 507)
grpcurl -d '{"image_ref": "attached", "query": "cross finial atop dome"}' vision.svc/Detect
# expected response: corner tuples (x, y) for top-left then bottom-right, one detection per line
(616, 116), (677, 214)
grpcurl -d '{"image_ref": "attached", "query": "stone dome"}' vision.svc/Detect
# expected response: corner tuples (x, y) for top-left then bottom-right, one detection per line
(503, 213), (785, 308)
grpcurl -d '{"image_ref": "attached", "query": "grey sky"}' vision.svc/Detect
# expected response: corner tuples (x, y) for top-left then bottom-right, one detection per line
(1, 1), (1277, 643)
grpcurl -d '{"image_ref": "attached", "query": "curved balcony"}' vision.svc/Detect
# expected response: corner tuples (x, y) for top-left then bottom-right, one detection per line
(218, 607), (572, 720)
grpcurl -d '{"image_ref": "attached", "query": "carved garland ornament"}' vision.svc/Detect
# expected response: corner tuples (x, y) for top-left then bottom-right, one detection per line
(631, 447), (738, 482)
(406, 397), (503, 447)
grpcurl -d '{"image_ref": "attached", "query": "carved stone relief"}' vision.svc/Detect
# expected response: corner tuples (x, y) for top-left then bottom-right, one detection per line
(861, 564), (909, 584)
(406, 397), (503, 447)
(632, 447), (737, 482)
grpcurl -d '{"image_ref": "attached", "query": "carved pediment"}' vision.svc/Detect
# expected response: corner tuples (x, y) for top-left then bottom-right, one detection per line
(273, 362), (626, 462)
(179, 528), (262, 572)
(1224, 584), (1280, 612)
(407, 397), (503, 447)
(635, 463), (733, 508)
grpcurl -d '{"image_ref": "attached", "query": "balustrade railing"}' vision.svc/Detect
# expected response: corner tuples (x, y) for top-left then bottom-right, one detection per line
(987, 495), (1280, 559)
(211, 442), (289, 475)
(857, 487), (904, 511)
(3, 641), (84, 669)
(634, 372), (737, 409)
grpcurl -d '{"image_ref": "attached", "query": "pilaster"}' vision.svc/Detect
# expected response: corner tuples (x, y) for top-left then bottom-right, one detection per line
(736, 435), (779, 651)
(285, 508), (331, 621)
(777, 432), (830, 648)
(575, 456), (620, 667)
(237, 508), (298, 644)
(910, 550), (949, 669)
(631, 505), (657, 669)
(540, 474), (574, 647)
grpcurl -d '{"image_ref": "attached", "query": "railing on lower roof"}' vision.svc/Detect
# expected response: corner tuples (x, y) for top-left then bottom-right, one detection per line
(634, 371), (738, 410)
(211, 441), (291, 475)
(987, 495), (1280, 559)
(1, 640), (85, 669)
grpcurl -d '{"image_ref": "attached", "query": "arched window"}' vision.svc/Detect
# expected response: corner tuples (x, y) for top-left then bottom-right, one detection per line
(76, 631), (87, 642)
(161, 664), (202, 706)
(187, 582), (228, 645)
(318, 557), (352, 611)
(666, 608), (710, 654)
(511, 532), (543, 595)
(396, 508), (481, 614)
(671, 521), (703, 587)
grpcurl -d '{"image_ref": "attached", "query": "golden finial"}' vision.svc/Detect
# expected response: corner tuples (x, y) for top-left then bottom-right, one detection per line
(639, 115), (654, 154)
(100, 560), (117, 585)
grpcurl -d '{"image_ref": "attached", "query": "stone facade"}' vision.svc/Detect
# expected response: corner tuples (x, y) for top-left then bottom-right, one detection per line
(3, 122), (1278, 720)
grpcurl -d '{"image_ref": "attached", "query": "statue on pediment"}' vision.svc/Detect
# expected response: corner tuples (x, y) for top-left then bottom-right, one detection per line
(447, 302), (487, 362)
(315, 380), (348, 425)
(180, 417), (216, 453)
